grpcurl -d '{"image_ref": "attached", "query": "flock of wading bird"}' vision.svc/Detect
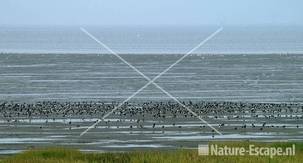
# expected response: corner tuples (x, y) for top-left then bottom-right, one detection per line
(0, 101), (302, 136)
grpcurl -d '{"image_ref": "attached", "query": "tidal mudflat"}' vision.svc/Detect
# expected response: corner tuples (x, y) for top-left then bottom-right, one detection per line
(0, 53), (303, 154)
(0, 53), (303, 103)
(0, 101), (302, 154)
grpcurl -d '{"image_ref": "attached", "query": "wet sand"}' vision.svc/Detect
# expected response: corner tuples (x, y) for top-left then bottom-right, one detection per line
(1, 53), (303, 103)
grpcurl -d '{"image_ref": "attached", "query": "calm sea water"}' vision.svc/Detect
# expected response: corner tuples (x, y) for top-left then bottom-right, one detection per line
(0, 26), (303, 54)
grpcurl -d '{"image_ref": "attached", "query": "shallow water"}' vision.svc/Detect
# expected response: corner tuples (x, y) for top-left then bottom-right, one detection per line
(1, 26), (303, 54)
(0, 113), (302, 154)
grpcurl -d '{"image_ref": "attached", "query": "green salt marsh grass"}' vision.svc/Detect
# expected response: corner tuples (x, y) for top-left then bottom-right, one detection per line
(1, 142), (303, 163)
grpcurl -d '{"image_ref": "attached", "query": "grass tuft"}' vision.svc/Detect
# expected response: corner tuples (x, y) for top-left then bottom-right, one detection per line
(1, 142), (303, 163)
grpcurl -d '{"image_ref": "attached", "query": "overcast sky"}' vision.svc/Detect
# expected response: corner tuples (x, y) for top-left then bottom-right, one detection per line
(1, 0), (302, 26)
